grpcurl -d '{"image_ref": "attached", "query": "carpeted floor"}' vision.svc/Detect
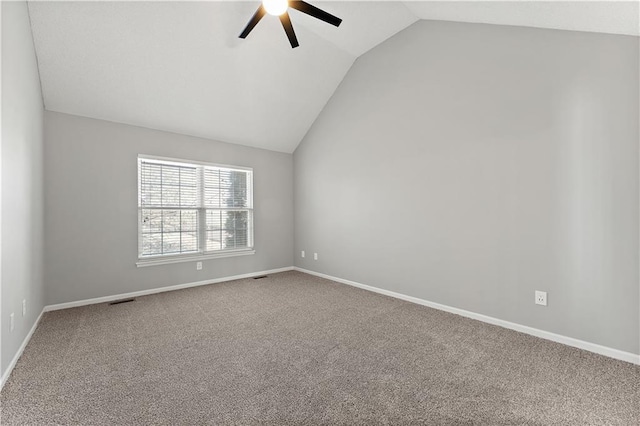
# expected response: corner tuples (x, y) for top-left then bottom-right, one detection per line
(1, 271), (638, 425)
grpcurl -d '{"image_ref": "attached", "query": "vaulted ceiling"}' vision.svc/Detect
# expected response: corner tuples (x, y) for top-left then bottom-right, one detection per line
(27, 1), (639, 153)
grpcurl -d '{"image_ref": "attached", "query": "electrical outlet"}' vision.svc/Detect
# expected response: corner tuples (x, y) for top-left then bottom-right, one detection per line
(22, 299), (26, 317)
(196, 262), (203, 270)
(301, 250), (305, 258)
(535, 291), (547, 306)
(314, 253), (318, 261)
(10, 313), (15, 332)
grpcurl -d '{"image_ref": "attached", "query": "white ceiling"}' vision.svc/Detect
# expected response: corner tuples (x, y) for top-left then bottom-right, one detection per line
(27, 1), (639, 153)
(404, 1), (640, 37)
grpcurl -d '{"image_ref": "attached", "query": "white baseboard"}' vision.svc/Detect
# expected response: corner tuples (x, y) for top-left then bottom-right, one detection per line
(1, 308), (45, 391)
(294, 267), (640, 366)
(45, 266), (294, 312)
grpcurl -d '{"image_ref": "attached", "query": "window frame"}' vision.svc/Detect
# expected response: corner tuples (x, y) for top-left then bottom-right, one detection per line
(136, 154), (255, 268)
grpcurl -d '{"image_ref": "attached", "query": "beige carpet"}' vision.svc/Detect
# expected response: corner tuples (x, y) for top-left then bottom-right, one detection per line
(1, 271), (638, 425)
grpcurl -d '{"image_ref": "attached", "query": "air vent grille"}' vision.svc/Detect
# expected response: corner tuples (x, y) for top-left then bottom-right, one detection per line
(109, 298), (136, 305)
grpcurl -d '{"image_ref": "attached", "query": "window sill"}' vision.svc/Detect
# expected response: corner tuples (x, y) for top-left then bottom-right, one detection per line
(136, 249), (255, 268)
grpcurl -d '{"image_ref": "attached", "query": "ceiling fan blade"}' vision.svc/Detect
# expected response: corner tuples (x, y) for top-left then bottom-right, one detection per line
(279, 12), (299, 48)
(289, 1), (342, 27)
(239, 5), (267, 39)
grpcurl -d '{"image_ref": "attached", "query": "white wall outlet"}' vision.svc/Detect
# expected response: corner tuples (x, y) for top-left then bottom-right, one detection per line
(535, 291), (547, 306)
(22, 299), (26, 317)
(10, 313), (15, 332)
(314, 253), (318, 261)
(301, 250), (305, 258)
(196, 262), (203, 270)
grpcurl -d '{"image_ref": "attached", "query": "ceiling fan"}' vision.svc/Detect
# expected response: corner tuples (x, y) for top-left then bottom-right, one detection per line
(239, 0), (342, 48)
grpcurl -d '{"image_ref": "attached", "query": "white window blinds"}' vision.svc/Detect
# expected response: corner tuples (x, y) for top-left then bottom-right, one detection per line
(138, 156), (253, 260)
(203, 168), (252, 251)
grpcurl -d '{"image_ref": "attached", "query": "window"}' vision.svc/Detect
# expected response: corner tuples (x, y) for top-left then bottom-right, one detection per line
(137, 156), (254, 266)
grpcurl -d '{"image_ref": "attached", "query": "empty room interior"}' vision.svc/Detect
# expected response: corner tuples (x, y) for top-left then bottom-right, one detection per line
(1, 0), (639, 424)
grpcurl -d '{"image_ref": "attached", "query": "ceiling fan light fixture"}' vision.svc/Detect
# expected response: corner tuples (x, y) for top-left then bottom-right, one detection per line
(239, 0), (341, 48)
(263, 0), (289, 16)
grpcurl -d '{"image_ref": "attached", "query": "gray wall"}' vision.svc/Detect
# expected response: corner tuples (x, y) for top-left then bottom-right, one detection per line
(294, 21), (640, 355)
(1, 1), (45, 376)
(44, 112), (293, 305)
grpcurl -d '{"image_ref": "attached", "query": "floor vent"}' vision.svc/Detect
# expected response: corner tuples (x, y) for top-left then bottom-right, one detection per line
(253, 275), (268, 280)
(109, 298), (136, 305)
